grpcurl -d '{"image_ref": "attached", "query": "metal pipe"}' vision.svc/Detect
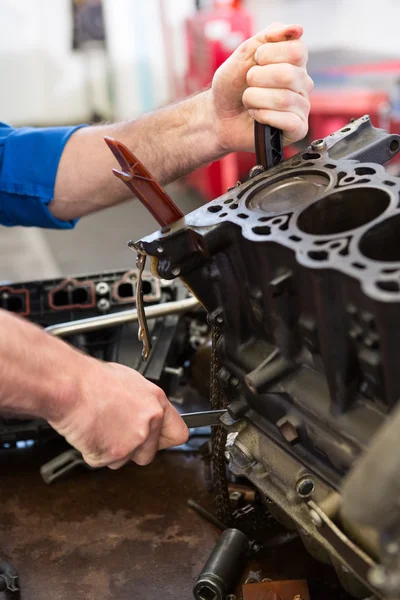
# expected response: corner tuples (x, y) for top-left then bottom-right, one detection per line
(45, 296), (200, 338)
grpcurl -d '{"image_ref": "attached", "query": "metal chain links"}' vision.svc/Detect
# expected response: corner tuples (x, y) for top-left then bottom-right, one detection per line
(210, 325), (278, 538)
(210, 324), (233, 528)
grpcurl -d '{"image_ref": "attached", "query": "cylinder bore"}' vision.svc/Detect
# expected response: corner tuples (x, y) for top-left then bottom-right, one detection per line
(297, 187), (390, 235)
(359, 214), (400, 262)
(247, 170), (330, 214)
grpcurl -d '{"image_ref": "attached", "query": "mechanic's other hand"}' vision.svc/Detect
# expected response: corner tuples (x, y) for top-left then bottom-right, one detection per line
(211, 23), (313, 152)
(49, 360), (189, 469)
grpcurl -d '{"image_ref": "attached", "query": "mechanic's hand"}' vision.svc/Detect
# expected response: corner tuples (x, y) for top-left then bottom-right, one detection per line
(211, 22), (313, 152)
(49, 359), (189, 469)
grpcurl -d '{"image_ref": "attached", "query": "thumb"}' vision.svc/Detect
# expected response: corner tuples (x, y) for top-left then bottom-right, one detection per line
(255, 23), (304, 44)
(158, 401), (189, 450)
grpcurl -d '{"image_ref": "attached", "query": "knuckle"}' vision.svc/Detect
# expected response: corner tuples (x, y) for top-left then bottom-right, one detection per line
(277, 64), (296, 88)
(83, 455), (103, 468)
(150, 407), (164, 427)
(237, 37), (256, 59)
(132, 454), (153, 467)
(154, 386), (167, 405)
(277, 89), (293, 110)
(242, 87), (253, 108)
(307, 74), (315, 93)
(289, 40), (307, 65)
(246, 65), (257, 86)
(108, 445), (128, 463)
(135, 427), (148, 446)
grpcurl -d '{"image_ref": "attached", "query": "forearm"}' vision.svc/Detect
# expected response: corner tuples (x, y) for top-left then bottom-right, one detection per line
(0, 309), (81, 422)
(51, 89), (225, 221)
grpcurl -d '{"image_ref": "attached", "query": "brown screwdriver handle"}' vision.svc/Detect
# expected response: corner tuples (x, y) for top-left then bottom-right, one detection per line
(254, 121), (284, 170)
(105, 136), (184, 227)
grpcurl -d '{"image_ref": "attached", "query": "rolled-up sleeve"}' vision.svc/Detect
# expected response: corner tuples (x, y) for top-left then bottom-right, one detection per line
(0, 122), (87, 229)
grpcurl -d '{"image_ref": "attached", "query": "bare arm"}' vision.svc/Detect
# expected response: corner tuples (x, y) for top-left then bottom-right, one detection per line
(0, 308), (188, 468)
(51, 23), (313, 222)
(52, 91), (223, 221)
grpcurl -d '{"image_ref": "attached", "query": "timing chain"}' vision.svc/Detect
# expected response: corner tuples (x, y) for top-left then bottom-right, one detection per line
(210, 324), (233, 528)
(210, 325), (278, 538)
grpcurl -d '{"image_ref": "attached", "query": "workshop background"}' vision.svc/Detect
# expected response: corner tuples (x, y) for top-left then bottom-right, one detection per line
(0, 1), (399, 600)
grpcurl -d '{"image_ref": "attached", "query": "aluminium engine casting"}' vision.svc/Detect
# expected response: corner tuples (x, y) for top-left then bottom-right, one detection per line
(130, 115), (400, 599)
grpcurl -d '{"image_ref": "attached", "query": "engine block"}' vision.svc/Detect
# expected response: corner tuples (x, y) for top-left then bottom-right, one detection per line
(136, 116), (400, 598)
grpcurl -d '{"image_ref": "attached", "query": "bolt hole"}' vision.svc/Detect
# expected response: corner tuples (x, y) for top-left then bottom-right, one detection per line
(237, 213), (249, 219)
(308, 250), (328, 261)
(377, 280), (400, 292)
(297, 477), (315, 498)
(344, 177), (355, 183)
(230, 202), (239, 210)
(161, 227), (171, 234)
(302, 152), (321, 160)
(390, 139), (400, 153)
(252, 226), (271, 235)
(219, 212), (228, 217)
(324, 164), (336, 169)
(208, 205), (222, 213)
(383, 180), (395, 186)
(224, 198), (233, 204)
(352, 262), (366, 270)
(355, 167), (375, 176)
(341, 127), (351, 132)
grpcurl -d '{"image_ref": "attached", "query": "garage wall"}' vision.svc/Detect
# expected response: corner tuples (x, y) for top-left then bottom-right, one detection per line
(0, 0), (196, 126)
(245, 0), (400, 55)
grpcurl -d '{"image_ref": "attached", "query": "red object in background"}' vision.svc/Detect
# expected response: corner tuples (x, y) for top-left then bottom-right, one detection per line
(308, 89), (390, 140)
(184, 5), (255, 200)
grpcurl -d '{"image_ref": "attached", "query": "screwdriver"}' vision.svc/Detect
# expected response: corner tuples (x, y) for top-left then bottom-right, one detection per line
(41, 409), (228, 484)
(181, 409), (227, 428)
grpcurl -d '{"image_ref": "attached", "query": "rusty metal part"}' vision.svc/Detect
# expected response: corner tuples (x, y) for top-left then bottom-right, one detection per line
(104, 136), (184, 226)
(133, 247), (152, 360)
(45, 296), (199, 338)
(242, 580), (310, 600)
(227, 484), (257, 504)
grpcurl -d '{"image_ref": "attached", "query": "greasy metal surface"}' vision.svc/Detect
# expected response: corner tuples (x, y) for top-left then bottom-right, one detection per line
(0, 444), (218, 600)
(242, 579), (310, 600)
(105, 137), (184, 226)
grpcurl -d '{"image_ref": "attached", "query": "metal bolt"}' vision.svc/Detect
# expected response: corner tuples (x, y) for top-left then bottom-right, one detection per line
(311, 139), (327, 151)
(97, 298), (110, 311)
(95, 282), (109, 296)
(368, 565), (387, 589)
(164, 366), (184, 377)
(386, 542), (400, 555)
(293, 596), (304, 600)
(309, 509), (322, 528)
(171, 266), (181, 277)
(156, 245), (164, 254)
(249, 165), (265, 178)
(226, 595), (236, 600)
(277, 418), (299, 445)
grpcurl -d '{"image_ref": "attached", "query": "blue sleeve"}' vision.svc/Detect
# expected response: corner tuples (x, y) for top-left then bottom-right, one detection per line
(0, 122), (88, 229)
